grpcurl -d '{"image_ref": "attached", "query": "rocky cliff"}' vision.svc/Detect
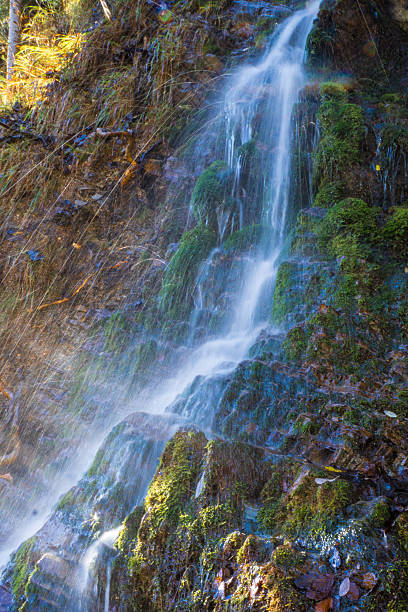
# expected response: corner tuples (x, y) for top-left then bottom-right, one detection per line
(1, 0), (408, 611)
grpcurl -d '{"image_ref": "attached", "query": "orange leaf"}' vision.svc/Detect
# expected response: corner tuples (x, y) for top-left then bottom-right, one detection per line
(0, 379), (11, 399)
(362, 572), (377, 589)
(0, 473), (13, 483)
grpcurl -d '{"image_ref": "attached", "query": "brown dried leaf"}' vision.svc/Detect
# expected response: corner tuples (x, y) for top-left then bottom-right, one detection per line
(347, 581), (360, 601)
(315, 598), (333, 612)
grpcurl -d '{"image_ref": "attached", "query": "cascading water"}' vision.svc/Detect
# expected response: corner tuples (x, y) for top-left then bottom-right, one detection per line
(145, 0), (321, 418)
(1, 2), (321, 609)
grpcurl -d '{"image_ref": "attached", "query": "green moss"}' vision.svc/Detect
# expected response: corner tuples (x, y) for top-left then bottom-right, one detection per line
(385, 557), (408, 611)
(282, 326), (308, 362)
(320, 81), (348, 100)
(236, 534), (259, 565)
(143, 431), (206, 534)
(314, 179), (344, 208)
(190, 161), (233, 227)
(116, 506), (144, 557)
(102, 313), (130, 353)
(316, 479), (353, 521)
(11, 537), (37, 604)
(384, 206), (408, 256)
(395, 513), (408, 552)
(306, 26), (333, 66)
(282, 474), (353, 537)
(314, 83), (364, 187)
(271, 261), (298, 325)
(370, 499), (390, 527)
(272, 544), (303, 571)
(293, 415), (320, 435)
(56, 488), (76, 512)
(160, 224), (216, 321)
(258, 500), (281, 532)
(317, 198), (378, 254)
(223, 223), (265, 253)
(381, 123), (408, 152)
(134, 339), (157, 374)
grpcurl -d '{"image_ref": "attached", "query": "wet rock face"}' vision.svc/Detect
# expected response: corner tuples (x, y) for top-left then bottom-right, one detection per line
(308, 0), (408, 83)
(3, 412), (178, 611)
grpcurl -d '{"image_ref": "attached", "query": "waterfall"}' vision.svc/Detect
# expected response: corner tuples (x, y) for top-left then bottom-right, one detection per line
(144, 0), (321, 419)
(1, 2), (322, 609)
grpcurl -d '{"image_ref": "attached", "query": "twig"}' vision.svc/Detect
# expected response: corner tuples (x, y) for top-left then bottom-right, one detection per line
(36, 258), (129, 311)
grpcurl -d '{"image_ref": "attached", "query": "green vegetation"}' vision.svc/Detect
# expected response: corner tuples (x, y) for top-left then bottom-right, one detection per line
(223, 223), (265, 253)
(11, 537), (37, 604)
(369, 498), (390, 527)
(317, 198), (379, 264)
(384, 205), (408, 256)
(314, 179), (344, 208)
(160, 224), (216, 320)
(314, 82), (364, 189)
(271, 261), (299, 325)
(141, 431), (206, 535)
(191, 161), (233, 228)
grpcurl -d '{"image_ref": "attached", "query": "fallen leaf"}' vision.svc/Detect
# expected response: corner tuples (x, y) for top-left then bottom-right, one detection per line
(315, 598), (333, 612)
(376, 164), (381, 171)
(339, 577), (350, 597)
(0, 379), (11, 399)
(72, 243), (81, 249)
(384, 410), (397, 418)
(0, 473), (13, 483)
(361, 572), (377, 589)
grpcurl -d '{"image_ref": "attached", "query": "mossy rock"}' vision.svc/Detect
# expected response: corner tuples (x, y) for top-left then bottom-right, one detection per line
(282, 326), (308, 362)
(271, 261), (299, 325)
(384, 205), (408, 256)
(314, 179), (345, 208)
(133, 339), (158, 377)
(314, 82), (364, 187)
(395, 512), (408, 552)
(306, 26), (333, 67)
(381, 123), (408, 153)
(191, 161), (233, 228)
(10, 537), (37, 604)
(223, 223), (266, 253)
(160, 224), (216, 322)
(317, 197), (379, 255)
